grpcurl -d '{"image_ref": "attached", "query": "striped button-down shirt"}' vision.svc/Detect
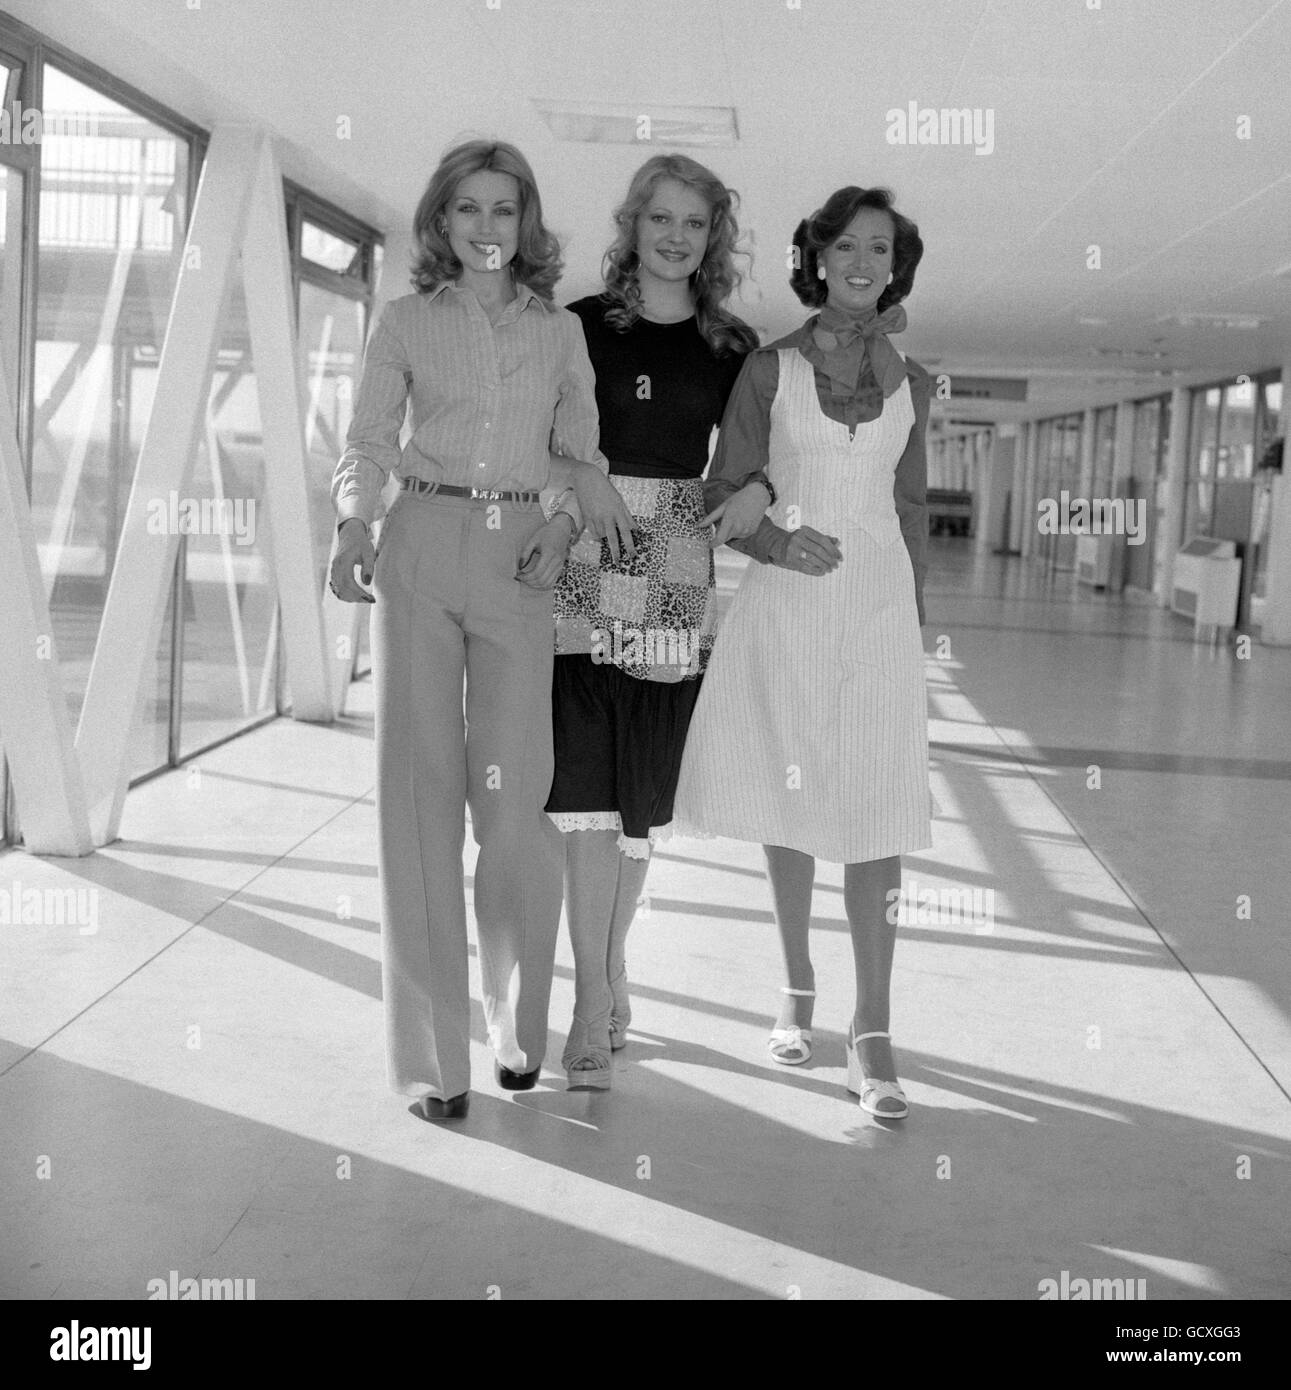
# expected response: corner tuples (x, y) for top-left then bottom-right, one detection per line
(332, 279), (605, 527)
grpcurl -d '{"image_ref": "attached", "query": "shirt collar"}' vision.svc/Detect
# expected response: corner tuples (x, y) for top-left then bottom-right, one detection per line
(426, 277), (546, 318)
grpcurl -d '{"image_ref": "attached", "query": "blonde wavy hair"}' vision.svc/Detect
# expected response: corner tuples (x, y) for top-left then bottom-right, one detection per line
(410, 140), (563, 302)
(600, 154), (757, 356)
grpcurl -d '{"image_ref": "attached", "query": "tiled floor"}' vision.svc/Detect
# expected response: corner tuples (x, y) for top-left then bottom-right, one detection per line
(2, 540), (1289, 1300)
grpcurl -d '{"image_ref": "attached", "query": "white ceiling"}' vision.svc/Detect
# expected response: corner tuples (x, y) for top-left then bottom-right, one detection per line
(10, 0), (1291, 422)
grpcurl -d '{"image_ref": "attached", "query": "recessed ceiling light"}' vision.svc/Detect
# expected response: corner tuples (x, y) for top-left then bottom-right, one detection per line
(1162, 312), (1265, 329)
(532, 99), (738, 146)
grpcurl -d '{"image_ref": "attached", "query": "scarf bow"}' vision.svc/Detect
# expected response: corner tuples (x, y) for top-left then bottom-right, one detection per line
(811, 302), (908, 398)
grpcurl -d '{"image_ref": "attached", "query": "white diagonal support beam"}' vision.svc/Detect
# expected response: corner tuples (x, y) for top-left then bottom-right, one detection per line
(76, 124), (260, 844)
(241, 134), (332, 719)
(0, 343), (93, 855)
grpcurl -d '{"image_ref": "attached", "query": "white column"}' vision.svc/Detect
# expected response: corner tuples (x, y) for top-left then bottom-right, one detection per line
(976, 424), (1015, 553)
(1157, 386), (1191, 608)
(242, 134), (333, 722)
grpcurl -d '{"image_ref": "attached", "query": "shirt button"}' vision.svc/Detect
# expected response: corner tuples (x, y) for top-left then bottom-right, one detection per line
(484, 421), (490, 429)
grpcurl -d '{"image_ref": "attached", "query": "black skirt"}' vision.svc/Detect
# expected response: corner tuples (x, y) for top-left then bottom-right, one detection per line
(546, 654), (704, 853)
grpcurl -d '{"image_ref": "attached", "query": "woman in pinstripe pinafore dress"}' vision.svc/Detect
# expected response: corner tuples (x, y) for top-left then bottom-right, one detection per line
(675, 186), (934, 1119)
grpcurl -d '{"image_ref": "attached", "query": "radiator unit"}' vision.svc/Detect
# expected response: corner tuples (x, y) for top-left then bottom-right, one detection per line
(1075, 533), (1118, 588)
(1170, 537), (1241, 636)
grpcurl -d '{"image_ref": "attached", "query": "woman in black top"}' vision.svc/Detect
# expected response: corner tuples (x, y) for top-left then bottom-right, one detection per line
(548, 154), (769, 1087)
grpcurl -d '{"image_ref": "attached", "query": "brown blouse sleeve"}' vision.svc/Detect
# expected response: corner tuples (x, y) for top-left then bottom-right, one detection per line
(702, 349), (777, 507)
(895, 358), (932, 625)
(702, 349), (791, 564)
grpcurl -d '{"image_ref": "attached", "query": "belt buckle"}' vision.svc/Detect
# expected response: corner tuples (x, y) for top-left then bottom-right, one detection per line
(472, 487), (505, 501)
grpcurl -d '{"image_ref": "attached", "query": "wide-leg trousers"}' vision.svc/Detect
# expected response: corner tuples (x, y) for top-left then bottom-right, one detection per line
(371, 491), (563, 1099)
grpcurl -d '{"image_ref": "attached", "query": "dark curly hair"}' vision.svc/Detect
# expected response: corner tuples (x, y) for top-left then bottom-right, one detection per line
(789, 186), (922, 312)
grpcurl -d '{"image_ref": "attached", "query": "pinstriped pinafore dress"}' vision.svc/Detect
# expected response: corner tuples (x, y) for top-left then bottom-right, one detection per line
(674, 347), (932, 863)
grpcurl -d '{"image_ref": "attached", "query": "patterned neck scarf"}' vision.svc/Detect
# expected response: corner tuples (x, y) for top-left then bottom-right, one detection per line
(811, 301), (908, 398)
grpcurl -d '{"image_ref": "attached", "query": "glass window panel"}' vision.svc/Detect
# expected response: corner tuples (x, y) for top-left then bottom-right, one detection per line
(0, 56), (21, 114)
(1156, 397), (1171, 478)
(1251, 379), (1279, 605)
(1219, 378), (1255, 479)
(299, 280), (365, 588)
(1061, 414), (1083, 486)
(301, 218), (361, 275)
(131, 561), (174, 772)
(1132, 398), (1160, 483)
(1195, 387), (1221, 477)
(1091, 405), (1116, 495)
(0, 162), (18, 845)
(178, 279), (279, 756)
(1264, 379), (1282, 431)
(32, 63), (188, 778)
(297, 281), (369, 695)
(1, 163), (22, 403)
(1055, 415), (1082, 568)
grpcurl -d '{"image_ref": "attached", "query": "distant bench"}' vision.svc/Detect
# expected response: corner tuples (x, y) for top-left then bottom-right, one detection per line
(927, 488), (974, 537)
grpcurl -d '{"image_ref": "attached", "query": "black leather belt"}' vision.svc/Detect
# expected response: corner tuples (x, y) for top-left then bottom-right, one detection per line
(401, 477), (540, 505)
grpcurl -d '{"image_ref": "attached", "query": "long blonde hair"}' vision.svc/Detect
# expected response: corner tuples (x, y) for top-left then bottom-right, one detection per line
(600, 154), (757, 356)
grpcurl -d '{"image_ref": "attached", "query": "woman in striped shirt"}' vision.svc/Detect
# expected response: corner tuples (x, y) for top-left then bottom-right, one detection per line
(330, 140), (632, 1120)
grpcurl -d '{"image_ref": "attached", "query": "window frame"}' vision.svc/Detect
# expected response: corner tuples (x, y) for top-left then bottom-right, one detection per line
(0, 11), (384, 843)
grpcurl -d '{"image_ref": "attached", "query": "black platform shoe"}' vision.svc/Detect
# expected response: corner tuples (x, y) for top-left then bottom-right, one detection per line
(495, 1061), (539, 1091)
(417, 1091), (470, 1120)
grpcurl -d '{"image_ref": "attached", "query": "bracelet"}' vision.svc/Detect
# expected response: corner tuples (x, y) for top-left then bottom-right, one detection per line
(337, 517), (369, 537)
(544, 486), (575, 521)
(752, 477), (777, 507)
(553, 510), (578, 537)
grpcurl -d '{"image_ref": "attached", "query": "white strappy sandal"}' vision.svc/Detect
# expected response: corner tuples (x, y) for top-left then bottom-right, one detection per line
(768, 987), (815, 1065)
(846, 1029), (909, 1119)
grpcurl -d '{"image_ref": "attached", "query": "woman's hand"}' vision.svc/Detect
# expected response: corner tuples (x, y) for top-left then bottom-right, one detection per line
(569, 461), (636, 563)
(703, 480), (772, 546)
(776, 526), (842, 577)
(330, 518), (376, 603)
(517, 515), (576, 590)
